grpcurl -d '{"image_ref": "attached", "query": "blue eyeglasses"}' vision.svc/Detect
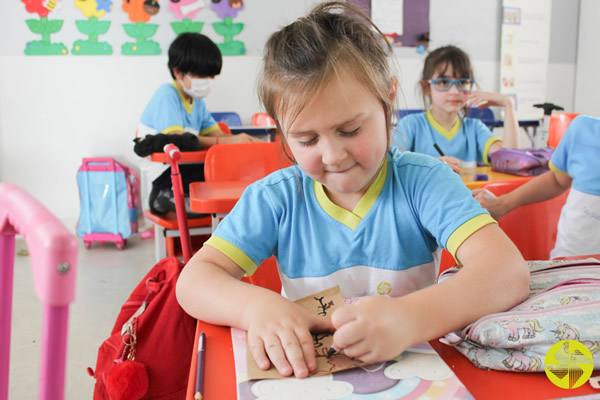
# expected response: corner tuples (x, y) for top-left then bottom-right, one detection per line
(428, 78), (474, 92)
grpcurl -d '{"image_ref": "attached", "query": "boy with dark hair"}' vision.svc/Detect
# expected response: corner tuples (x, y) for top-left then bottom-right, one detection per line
(138, 33), (260, 215)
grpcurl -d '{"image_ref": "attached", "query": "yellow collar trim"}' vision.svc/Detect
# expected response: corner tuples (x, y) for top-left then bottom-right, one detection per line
(172, 81), (193, 115)
(314, 158), (388, 230)
(426, 110), (460, 140)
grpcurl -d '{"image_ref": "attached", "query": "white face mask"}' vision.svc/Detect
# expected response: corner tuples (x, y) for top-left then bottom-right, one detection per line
(180, 77), (214, 99)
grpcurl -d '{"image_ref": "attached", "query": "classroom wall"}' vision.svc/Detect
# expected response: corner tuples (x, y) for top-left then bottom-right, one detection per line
(0, 0), (582, 221)
(574, 0), (600, 116)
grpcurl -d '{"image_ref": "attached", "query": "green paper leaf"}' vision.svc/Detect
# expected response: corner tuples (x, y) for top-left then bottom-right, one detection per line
(25, 19), (43, 34)
(45, 20), (64, 34)
(76, 19), (111, 35)
(123, 23), (142, 37)
(140, 24), (158, 39)
(212, 21), (244, 36)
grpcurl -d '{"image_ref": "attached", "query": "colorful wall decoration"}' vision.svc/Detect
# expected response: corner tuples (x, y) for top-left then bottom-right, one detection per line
(169, 0), (205, 35)
(121, 0), (161, 55)
(211, 0), (245, 55)
(73, 0), (113, 55)
(13, 0), (262, 57)
(21, 0), (68, 55)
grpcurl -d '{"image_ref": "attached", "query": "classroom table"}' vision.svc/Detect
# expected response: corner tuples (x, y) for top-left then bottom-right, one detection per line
(185, 309), (599, 400)
(189, 180), (250, 231)
(460, 166), (525, 190)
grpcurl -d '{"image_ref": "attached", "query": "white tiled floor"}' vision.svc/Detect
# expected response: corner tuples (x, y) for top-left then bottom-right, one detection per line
(9, 229), (157, 399)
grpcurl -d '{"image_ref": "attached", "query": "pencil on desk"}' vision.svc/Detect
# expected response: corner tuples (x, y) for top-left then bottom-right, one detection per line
(433, 143), (445, 157)
(195, 332), (206, 400)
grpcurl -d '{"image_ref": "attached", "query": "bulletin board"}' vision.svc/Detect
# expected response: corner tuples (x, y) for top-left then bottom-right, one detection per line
(349, 0), (429, 48)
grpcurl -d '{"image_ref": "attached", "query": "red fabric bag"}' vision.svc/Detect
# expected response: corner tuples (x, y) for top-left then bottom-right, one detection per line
(89, 257), (196, 400)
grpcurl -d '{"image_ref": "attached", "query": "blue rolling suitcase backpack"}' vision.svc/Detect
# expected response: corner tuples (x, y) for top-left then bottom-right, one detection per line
(76, 158), (139, 249)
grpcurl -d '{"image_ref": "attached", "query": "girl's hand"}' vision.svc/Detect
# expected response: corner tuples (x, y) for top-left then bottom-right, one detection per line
(247, 300), (334, 378)
(438, 156), (461, 173)
(464, 91), (514, 110)
(472, 188), (508, 220)
(331, 296), (410, 364)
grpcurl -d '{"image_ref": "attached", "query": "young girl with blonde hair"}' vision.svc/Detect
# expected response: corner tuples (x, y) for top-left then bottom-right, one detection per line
(177, 2), (529, 379)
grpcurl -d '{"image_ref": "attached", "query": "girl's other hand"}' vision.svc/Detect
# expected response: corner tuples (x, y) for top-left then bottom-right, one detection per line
(247, 300), (334, 378)
(438, 156), (461, 173)
(331, 296), (411, 364)
(464, 91), (514, 110)
(472, 188), (508, 220)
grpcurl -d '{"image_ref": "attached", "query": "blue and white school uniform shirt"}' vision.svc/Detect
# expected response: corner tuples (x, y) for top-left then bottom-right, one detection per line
(393, 111), (500, 167)
(549, 115), (600, 258)
(138, 82), (219, 136)
(205, 148), (495, 300)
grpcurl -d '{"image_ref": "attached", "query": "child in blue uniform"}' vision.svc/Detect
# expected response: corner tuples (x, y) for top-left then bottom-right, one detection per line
(393, 45), (520, 172)
(474, 115), (600, 258)
(138, 33), (261, 213)
(177, 1), (529, 379)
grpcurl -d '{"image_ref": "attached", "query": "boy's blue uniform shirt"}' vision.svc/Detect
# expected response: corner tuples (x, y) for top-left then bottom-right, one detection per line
(139, 82), (219, 136)
(393, 111), (500, 167)
(206, 148), (495, 300)
(549, 115), (600, 195)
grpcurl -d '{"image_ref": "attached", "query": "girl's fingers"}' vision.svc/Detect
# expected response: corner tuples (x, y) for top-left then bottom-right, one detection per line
(296, 328), (319, 372)
(262, 334), (294, 376)
(277, 331), (309, 378)
(247, 334), (271, 371)
(330, 305), (357, 329)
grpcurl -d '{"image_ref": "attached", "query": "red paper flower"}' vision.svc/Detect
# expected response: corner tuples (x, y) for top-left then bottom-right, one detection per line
(21, 0), (50, 18)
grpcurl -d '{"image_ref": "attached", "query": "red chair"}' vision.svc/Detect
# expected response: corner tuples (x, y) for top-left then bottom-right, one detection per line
(0, 183), (78, 400)
(204, 142), (293, 292)
(548, 112), (579, 148)
(251, 112), (276, 127)
(204, 142), (292, 183)
(439, 177), (569, 274)
(482, 178), (568, 261)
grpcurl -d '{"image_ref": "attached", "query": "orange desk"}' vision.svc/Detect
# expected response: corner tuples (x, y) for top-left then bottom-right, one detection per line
(460, 166), (525, 190)
(189, 181), (250, 215)
(185, 322), (598, 400)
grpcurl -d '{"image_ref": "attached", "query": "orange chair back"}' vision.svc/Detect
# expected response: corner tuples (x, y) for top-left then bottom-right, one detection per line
(204, 142), (293, 182)
(482, 178), (568, 260)
(548, 113), (579, 148)
(251, 112), (276, 127)
(204, 142), (290, 292)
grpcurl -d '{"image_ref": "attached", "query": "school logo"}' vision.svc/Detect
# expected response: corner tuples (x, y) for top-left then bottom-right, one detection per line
(544, 340), (594, 389)
(376, 281), (392, 295)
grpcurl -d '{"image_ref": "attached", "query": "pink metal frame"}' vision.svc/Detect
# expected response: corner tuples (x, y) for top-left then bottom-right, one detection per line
(0, 183), (78, 400)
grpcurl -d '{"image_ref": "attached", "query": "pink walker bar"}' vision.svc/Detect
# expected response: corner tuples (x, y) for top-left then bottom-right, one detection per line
(0, 183), (78, 400)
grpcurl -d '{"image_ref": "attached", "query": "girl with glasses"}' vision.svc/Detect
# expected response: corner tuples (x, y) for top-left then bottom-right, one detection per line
(393, 45), (519, 172)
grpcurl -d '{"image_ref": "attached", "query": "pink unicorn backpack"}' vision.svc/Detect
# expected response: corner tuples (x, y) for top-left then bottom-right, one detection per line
(76, 158), (139, 249)
(438, 258), (600, 373)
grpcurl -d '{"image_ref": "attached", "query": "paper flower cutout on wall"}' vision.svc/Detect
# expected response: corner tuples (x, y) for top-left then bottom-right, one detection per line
(210, 0), (243, 19)
(210, 0), (245, 55)
(169, 0), (205, 34)
(21, 0), (68, 55)
(73, 0), (113, 55)
(121, 0), (162, 55)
